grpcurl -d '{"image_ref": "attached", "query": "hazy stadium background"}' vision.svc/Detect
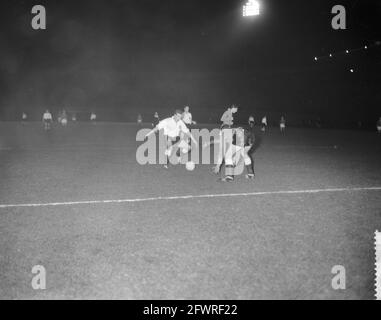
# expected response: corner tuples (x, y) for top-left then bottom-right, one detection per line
(0, 0), (380, 128)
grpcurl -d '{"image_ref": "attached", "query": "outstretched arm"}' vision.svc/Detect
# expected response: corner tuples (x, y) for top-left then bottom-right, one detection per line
(145, 126), (158, 138)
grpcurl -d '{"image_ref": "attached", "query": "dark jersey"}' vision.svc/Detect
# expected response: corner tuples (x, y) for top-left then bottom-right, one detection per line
(231, 127), (255, 147)
(244, 126), (255, 146)
(153, 116), (160, 126)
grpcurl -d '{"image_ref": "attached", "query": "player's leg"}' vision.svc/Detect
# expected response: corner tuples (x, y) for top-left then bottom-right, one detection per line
(163, 136), (172, 168)
(164, 136), (180, 168)
(221, 144), (240, 182)
(244, 146), (255, 179)
(214, 146), (224, 174)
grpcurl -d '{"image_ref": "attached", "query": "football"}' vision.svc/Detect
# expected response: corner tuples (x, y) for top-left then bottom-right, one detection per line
(185, 161), (195, 171)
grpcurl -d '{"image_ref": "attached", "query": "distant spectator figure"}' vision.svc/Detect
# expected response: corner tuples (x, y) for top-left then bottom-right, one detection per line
(220, 105), (238, 128)
(248, 116), (255, 127)
(57, 110), (62, 124)
(261, 116), (267, 132)
(72, 113), (77, 122)
(280, 116), (286, 133)
(22, 112), (27, 123)
(61, 109), (68, 126)
(377, 117), (381, 133)
(152, 112), (160, 127)
(137, 114), (143, 125)
(182, 106), (196, 128)
(42, 109), (53, 130)
(90, 112), (97, 124)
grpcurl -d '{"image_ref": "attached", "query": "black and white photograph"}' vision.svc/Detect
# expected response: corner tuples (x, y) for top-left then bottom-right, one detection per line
(0, 0), (380, 303)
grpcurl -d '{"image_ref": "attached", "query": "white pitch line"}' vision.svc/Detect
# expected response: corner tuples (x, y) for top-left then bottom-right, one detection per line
(0, 186), (381, 209)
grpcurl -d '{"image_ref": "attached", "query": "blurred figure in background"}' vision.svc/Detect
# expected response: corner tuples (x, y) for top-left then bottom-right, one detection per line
(61, 109), (68, 126)
(182, 106), (196, 129)
(42, 109), (53, 131)
(90, 112), (97, 124)
(57, 110), (62, 124)
(220, 104), (238, 128)
(261, 116), (267, 132)
(152, 111), (160, 127)
(248, 116), (255, 127)
(377, 117), (381, 133)
(72, 113), (77, 122)
(137, 114), (143, 125)
(280, 116), (286, 133)
(21, 112), (27, 124)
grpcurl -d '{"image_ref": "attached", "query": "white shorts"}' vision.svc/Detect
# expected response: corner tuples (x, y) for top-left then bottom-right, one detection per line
(377, 126), (381, 132)
(280, 123), (285, 129)
(225, 145), (252, 166)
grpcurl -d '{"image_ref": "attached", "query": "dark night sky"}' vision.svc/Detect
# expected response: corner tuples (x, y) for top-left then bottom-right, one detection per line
(0, 0), (380, 123)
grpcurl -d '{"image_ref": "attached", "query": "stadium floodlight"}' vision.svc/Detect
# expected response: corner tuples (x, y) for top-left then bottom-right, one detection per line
(243, 0), (260, 17)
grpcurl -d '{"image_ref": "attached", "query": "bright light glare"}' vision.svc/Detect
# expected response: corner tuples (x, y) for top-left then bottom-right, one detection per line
(243, 0), (260, 16)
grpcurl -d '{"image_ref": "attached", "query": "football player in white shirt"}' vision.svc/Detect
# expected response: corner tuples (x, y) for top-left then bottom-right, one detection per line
(182, 106), (196, 128)
(145, 109), (198, 168)
(42, 109), (53, 130)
